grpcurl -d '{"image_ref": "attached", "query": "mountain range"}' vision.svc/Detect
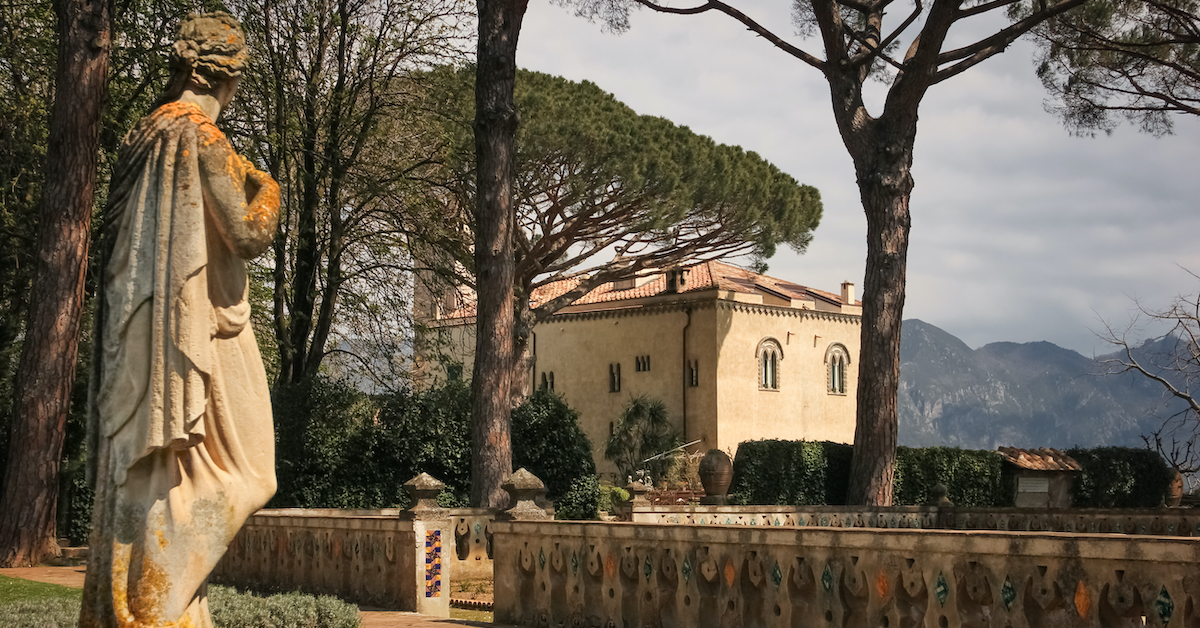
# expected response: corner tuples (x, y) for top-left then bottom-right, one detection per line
(897, 319), (1188, 450)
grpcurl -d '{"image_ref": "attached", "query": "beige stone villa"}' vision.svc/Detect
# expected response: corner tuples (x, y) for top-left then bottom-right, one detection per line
(414, 261), (862, 474)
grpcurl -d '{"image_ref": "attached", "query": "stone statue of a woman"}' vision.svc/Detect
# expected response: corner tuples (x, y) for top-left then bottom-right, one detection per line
(80, 13), (279, 627)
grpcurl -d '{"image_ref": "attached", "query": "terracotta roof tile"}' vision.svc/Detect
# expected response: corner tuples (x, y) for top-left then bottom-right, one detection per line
(997, 447), (1083, 472)
(438, 260), (856, 320)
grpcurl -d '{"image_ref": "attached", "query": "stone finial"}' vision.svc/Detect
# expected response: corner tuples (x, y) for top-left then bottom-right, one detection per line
(498, 468), (552, 521)
(625, 480), (651, 508)
(927, 483), (954, 507)
(400, 472), (446, 520)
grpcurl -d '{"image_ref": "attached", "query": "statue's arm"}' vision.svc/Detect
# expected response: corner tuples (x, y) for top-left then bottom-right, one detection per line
(198, 134), (280, 259)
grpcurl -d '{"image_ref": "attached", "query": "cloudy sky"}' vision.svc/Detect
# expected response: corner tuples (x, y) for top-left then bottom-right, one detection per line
(514, 0), (1200, 356)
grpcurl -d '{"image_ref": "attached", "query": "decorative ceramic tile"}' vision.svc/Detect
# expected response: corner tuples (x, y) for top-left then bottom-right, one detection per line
(644, 555), (653, 582)
(424, 530), (441, 598)
(1155, 586), (1174, 624)
(771, 561), (783, 588)
(1001, 576), (1016, 611)
(821, 564), (834, 592)
(935, 572), (949, 606)
(875, 570), (889, 599)
(1074, 580), (1089, 619)
(682, 555), (693, 584)
(538, 547), (546, 570)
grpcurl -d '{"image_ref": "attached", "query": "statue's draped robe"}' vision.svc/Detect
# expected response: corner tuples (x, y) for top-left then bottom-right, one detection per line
(81, 101), (277, 628)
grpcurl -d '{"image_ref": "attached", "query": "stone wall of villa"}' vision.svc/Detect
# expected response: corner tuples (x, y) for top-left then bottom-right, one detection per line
(493, 520), (1199, 628)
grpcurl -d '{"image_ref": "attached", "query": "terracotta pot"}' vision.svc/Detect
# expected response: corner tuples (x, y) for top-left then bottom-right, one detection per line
(698, 449), (733, 505)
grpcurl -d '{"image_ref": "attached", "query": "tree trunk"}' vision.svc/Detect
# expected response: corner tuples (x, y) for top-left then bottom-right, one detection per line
(0, 0), (109, 567)
(470, 0), (527, 508)
(510, 294), (536, 407)
(845, 127), (914, 507)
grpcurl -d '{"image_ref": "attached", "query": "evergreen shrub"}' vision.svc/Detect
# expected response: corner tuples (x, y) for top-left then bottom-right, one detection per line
(1067, 446), (1173, 508)
(512, 388), (596, 501)
(555, 475), (601, 520)
(271, 378), (595, 510)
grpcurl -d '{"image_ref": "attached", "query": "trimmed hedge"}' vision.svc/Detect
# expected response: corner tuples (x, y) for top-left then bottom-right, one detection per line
(730, 440), (1171, 508)
(728, 440), (852, 505)
(893, 446), (1009, 507)
(1067, 446), (1173, 508)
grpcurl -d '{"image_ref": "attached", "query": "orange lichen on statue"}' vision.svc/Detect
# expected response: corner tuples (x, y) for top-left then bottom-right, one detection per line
(243, 172), (280, 231)
(154, 101), (226, 147)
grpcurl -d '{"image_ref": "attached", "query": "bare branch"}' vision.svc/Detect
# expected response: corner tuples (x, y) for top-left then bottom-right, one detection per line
(632, 0), (827, 70)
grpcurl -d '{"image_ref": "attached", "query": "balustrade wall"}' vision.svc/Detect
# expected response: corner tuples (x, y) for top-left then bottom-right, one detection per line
(493, 520), (1200, 628)
(633, 505), (1200, 537)
(212, 509), (451, 616)
(449, 508), (496, 579)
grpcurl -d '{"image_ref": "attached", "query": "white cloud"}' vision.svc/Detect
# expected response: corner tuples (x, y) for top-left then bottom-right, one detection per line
(519, 0), (1200, 355)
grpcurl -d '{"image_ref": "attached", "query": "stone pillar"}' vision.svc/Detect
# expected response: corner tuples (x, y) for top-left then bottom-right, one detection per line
(400, 473), (451, 618)
(927, 482), (955, 529)
(626, 480), (651, 507)
(497, 468), (552, 521)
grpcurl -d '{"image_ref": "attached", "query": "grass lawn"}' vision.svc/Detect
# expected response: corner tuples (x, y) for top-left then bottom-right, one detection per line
(0, 575), (83, 627)
(449, 607), (493, 623)
(0, 575), (81, 605)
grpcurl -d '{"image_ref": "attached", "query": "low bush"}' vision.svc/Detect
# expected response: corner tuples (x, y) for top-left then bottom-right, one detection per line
(0, 576), (359, 628)
(0, 597), (81, 628)
(597, 483), (630, 513)
(209, 585), (360, 628)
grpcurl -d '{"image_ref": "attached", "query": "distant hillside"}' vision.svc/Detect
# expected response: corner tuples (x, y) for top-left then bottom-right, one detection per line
(898, 319), (1187, 449)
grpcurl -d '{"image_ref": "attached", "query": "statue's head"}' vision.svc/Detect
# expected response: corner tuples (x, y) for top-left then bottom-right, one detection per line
(158, 12), (248, 108)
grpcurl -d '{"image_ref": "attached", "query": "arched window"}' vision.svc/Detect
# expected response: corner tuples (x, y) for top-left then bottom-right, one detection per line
(756, 338), (783, 390)
(825, 343), (850, 395)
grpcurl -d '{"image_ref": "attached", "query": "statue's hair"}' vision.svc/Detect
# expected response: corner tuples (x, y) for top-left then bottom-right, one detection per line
(170, 12), (248, 88)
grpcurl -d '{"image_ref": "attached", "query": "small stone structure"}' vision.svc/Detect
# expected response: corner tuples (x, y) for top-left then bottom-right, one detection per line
(999, 446), (1082, 508)
(498, 468), (553, 521)
(493, 520), (1200, 627)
